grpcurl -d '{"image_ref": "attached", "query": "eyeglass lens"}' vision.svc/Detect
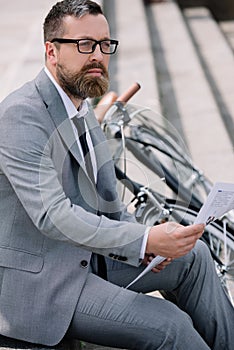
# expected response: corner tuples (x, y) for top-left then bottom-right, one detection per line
(78, 39), (117, 54)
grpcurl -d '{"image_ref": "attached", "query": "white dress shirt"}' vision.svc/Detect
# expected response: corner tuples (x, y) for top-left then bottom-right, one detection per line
(44, 67), (149, 260)
(44, 67), (97, 182)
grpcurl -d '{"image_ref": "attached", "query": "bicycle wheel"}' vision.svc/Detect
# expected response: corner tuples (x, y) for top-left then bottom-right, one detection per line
(126, 105), (213, 201)
(104, 103), (212, 206)
(134, 195), (234, 303)
(129, 123), (213, 200)
(124, 136), (203, 208)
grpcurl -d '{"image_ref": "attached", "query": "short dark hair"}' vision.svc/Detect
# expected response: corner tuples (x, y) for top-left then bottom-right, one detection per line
(43, 0), (103, 43)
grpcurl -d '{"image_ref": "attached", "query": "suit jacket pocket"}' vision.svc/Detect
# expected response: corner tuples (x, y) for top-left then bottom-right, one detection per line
(0, 246), (43, 273)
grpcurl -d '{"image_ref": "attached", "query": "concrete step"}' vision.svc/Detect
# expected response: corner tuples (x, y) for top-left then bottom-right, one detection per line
(0, 336), (119, 350)
(184, 7), (234, 146)
(0, 336), (81, 350)
(220, 20), (234, 52)
(105, 0), (234, 184)
(143, 0), (234, 183)
(0, 0), (55, 101)
(105, 0), (161, 110)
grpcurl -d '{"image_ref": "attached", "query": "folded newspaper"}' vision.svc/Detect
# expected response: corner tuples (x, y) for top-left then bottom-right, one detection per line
(126, 182), (234, 289)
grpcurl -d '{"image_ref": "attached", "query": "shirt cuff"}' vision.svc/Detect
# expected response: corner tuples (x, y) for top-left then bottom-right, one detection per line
(140, 226), (151, 260)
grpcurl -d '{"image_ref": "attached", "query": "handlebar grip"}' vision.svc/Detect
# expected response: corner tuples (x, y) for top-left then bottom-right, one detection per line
(116, 82), (141, 103)
(94, 91), (118, 123)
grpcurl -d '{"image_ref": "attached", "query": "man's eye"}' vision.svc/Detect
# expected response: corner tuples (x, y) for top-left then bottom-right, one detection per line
(102, 41), (111, 49)
(79, 40), (92, 48)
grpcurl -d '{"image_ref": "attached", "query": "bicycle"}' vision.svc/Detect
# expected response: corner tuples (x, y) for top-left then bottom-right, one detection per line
(101, 100), (208, 205)
(95, 83), (234, 225)
(94, 84), (234, 303)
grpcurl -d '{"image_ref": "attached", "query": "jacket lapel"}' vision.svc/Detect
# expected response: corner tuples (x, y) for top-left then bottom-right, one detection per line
(34, 70), (85, 168)
(34, 70), (114, 187)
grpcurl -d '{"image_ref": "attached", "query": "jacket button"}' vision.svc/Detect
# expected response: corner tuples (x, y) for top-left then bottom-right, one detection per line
(80, 260), (88, 268)
(118, 256), (128, 262)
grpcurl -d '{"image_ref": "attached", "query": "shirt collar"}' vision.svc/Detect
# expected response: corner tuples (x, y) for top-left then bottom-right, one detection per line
(44, 66), (89, 119)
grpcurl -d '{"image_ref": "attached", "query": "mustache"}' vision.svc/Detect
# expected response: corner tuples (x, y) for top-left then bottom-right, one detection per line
(81, 62), (108, 76)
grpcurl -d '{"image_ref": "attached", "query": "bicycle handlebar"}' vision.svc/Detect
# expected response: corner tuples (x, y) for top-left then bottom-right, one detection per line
(94, 91), (118, 123)
(116, 82), (141, 103)
(94, 82), (141, 123)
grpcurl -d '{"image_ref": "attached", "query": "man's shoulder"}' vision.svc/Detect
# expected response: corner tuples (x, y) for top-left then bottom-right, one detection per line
(0, 82), (48, 129)
(0, 71), (50, 112)
(1, 79), (36, 107)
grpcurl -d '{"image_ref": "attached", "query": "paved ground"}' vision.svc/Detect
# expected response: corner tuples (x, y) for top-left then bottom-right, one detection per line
(0, 1), (233, 350)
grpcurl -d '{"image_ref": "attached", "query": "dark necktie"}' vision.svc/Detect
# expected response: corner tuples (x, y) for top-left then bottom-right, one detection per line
(73, 116), (107, 280)
(72, 116), (95, 184)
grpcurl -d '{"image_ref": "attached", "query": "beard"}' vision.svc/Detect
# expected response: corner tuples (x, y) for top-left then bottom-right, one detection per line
(56, 62), (109, 100)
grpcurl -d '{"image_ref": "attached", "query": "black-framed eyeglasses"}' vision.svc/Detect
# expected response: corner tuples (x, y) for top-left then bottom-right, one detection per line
(51, 38), (119, 55)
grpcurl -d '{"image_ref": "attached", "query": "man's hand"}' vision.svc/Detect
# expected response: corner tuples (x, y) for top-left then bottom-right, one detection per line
(142, 254), (173, 273)
(146, 222), (205, 259)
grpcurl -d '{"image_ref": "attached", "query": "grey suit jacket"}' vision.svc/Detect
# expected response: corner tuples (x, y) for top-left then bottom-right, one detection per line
(0, 70), (146, 345)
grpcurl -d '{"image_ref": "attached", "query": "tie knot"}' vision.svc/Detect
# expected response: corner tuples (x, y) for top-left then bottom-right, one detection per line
(73, 116), (86, 137)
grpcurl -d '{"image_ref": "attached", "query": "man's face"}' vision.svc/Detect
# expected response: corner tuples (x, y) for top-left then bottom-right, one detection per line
(47, 14), (111, 100)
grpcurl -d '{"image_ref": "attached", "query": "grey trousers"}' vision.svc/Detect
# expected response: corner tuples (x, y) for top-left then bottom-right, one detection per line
(66, 240), (234, 349)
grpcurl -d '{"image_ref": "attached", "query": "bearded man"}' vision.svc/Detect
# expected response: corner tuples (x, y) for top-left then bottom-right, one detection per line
(0, 1), (233, 349)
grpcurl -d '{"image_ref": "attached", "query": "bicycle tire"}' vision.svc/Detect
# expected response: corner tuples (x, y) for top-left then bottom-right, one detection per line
(125, 137), (203, 208)
(129, 122), (213, 198)
(106, 104), (213, 203)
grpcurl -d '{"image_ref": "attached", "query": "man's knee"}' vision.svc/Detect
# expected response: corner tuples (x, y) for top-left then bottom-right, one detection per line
(132, 295), (194, 343)
(134, 302), (200, 349)
(193, 239), (213, 267)
(182, 239), (212, 269)
(194, 239), (211, 256)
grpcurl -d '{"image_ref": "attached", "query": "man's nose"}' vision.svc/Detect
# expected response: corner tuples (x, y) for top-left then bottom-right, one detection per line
(89, 44), (104, 61)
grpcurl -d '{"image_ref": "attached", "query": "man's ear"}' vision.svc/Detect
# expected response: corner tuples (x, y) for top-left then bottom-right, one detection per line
(45, 41), (58, 66)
